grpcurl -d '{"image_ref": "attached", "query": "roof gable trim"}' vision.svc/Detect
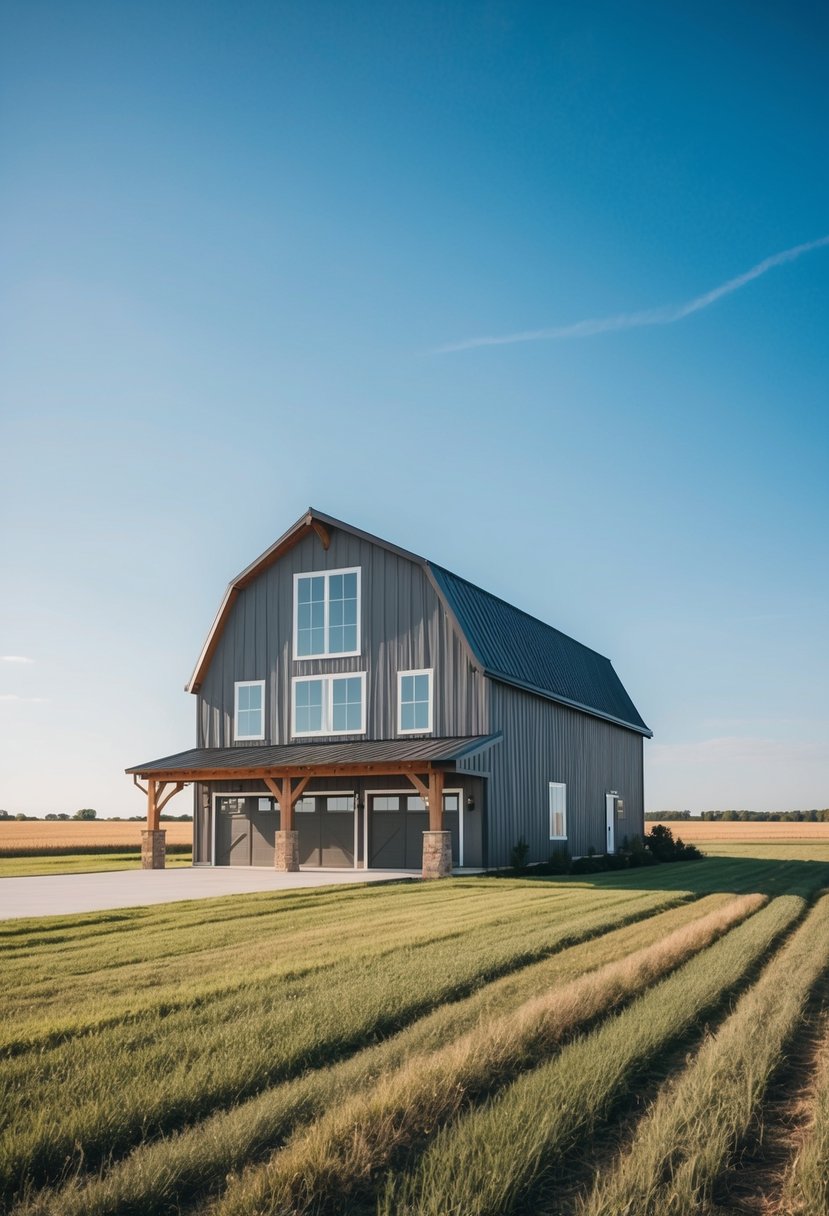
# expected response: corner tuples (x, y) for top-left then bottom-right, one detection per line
(187, 508), (428, 692)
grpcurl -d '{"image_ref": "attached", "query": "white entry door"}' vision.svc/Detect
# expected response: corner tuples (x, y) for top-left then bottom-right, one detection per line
(605, 795), (616, 854)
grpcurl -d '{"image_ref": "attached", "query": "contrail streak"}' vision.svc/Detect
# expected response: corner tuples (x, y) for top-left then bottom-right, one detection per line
(435, 234), (829, 353)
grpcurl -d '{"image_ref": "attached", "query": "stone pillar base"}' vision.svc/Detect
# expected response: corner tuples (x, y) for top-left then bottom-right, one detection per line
(141, 829), (166, 870)
(422, 830), (452, 879)
(275, 830), (300, 872)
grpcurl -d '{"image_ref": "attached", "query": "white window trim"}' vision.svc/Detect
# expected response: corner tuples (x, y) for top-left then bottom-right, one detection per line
(549, 781), (567, 840)
(291, 672), (367, 737)
(292, 567), (362, 660)
(234, 680), (266, 742)
(397, 667), (434, 735)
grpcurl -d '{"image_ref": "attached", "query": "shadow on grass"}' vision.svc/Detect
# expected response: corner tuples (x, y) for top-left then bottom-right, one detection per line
(506, 853), (829, 899)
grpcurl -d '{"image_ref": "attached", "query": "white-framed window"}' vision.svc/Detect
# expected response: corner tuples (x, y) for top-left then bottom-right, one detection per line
(292, 673), (366, 736)
(293, 568), (361, 658)
(549, 782), (567, 840)
(234, 680), (265, 741)
(397, 668), (433, 734)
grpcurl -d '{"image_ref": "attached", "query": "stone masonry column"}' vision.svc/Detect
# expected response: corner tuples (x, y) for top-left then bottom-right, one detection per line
(422, 830), (452, 879)
(141, 829), (166, 870)
(275, 830), (300, 872)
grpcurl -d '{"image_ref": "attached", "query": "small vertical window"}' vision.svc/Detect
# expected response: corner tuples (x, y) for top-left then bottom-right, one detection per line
(332, 675), (363, 732)
(549, 782), (567, 839)
(234, 681), (265, 741)
(398, 669), (433, 734)
(294, 678), (324, 734)
(296, 576), (325, 657)
(327, 572), (359, 654)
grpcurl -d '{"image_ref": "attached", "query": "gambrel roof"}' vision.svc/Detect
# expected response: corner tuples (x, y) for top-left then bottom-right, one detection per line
(188, 508), (651, 737)
(428, 564), (651, 736)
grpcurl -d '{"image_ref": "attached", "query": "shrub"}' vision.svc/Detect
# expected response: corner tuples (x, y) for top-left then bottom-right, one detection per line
(511, 837), (530, 873)
(545, 847), (570, 874)
(646, 823), (701, 862)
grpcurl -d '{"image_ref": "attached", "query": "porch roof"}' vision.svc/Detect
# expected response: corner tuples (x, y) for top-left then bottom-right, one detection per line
(126, 734), (501, 779)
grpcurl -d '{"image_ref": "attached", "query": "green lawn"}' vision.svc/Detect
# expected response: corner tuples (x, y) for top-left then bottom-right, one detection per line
(2, 842), (828, 1216)
(0, 851), (192, 877)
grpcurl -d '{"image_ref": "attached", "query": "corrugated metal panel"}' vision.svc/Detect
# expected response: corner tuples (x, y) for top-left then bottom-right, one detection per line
(196, 527), (489, 748)
(428, 563), (650, 736)
(486, 681), (644, 867)
(128, 734), (501, 774)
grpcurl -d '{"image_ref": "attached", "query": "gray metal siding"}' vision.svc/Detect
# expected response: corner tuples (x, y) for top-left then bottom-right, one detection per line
(486, 680), (644, 867)
(197, 527), (487, 747)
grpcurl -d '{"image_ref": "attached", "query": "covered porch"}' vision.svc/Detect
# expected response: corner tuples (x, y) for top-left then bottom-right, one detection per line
(126, 736), (498, 879)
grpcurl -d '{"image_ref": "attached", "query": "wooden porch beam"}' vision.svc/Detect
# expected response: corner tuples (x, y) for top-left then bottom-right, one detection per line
(147, 778), (159, 831)
(281, 776), (294, 832)
(408, 773), (430, 802)
(133, 762), (454, 783)
(428, 768), (445, 832)
(262, 776), (283, 806)
(156, 782), (186, 815)
(289, 775), (311, 806)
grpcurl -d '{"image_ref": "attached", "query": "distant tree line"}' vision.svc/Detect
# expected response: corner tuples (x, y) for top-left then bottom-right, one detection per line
(0, 809), (192, 821)
(647, 809), (829, 822)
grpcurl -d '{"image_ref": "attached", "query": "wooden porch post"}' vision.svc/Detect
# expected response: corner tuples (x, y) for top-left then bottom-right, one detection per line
(423, 767), (451, 879)
(266, 773), (300, 872)
(142, 777), (167, 869)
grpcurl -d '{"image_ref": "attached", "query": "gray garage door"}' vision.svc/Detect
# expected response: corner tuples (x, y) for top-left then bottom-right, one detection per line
(215, 796), (280, 866)
(296, 795), (355, 867)
(368, 793), (460, 869)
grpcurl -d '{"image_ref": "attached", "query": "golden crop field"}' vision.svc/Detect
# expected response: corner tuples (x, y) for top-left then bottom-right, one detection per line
(650, 819), (829, 842)
(0, 820), (193, 852)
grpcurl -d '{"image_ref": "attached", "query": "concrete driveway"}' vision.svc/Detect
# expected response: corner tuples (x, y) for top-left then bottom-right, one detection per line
(0, 866), (417, 920)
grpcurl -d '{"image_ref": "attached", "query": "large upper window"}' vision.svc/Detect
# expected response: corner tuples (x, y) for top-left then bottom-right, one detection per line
(292, 673), (366, 736)
(293, 568), (360, 658)
(549, 782), (567, 840)
(234, 680), (265, 741)
(398, 669), (433, 734)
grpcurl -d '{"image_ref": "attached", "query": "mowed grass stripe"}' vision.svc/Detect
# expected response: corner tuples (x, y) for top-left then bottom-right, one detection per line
(0, 881), (609, 996)
(16, 893), (741, 1216)
(0, 888), (665, 1055)
(0, 883), (608, 1030)
(0, 887), (680, 1197)
(381, 893), (808, 1216)
(3, 853), (795, 1026)
(207, 894), (765, 1216)
(577, 893), (829, 1216)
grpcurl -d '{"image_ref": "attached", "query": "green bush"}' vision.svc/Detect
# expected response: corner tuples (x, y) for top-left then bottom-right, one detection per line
(510, 837), (530, 873)
(646, 823), (702, 862)
(545, 847), (571, 874)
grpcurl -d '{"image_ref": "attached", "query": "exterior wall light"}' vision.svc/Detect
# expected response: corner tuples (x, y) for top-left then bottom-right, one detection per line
(466, 795), (476, 811)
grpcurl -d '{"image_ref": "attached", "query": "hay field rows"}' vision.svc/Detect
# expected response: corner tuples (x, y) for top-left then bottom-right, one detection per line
(0, 821), (193, 851)
(650, 819), (829, 842)
(2, 845), (828, 1215)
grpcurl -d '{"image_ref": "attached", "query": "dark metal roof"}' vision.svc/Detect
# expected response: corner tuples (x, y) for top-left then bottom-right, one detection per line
(127, 734), (502, 776)
(428, 564), (651, 736)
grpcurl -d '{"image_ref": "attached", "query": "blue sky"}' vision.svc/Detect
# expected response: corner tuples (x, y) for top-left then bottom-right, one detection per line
(1, 1), (827, 816)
